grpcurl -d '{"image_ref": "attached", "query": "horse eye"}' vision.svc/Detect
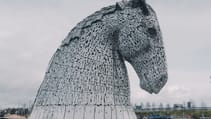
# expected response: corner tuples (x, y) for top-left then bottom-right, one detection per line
(143, 45), (151, 53)
(147, 27), (157, 37)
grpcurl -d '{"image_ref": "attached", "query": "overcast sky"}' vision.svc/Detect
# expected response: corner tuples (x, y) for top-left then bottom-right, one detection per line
(0, 0), (211, 108)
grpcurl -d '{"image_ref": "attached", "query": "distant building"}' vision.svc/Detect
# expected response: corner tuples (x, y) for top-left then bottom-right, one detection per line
(187, 101), (192, 108)
(173, 104), (184, 110)
(136, 105), (143, 110)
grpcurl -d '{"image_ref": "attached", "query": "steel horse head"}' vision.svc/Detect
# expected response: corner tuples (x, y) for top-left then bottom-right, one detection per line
(117, 0), (168, 94)
(29, 0), (168, 119)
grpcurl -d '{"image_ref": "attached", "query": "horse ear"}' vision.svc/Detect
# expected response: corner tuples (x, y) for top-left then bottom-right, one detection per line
(130, 0), (149, 15)
(130, 0), (146, 7)
(116, 1), (127, 10)
(131, 0), (146, 4)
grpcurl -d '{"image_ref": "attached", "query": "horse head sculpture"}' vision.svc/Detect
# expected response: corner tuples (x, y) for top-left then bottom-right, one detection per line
(117, 0), (168, 94)
(29, 0), (168, 119)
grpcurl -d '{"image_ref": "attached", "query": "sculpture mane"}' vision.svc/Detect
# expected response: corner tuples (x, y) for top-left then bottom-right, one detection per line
(61, 0), (149, 46)
(61, 5), (117, 46)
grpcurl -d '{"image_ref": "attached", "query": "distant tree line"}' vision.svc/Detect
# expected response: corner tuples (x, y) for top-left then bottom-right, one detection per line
(0, 108), (31, 118)
(134, 101), (209, 110)
(134, 101), (211, 119)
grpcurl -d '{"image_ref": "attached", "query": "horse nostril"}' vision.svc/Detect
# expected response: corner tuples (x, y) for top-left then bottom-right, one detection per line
(159, 75), (167, 82)
(147, 27), (157, 37)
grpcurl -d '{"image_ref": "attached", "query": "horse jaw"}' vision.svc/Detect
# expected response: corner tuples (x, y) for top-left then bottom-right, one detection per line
(128, 53), (168, 94)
